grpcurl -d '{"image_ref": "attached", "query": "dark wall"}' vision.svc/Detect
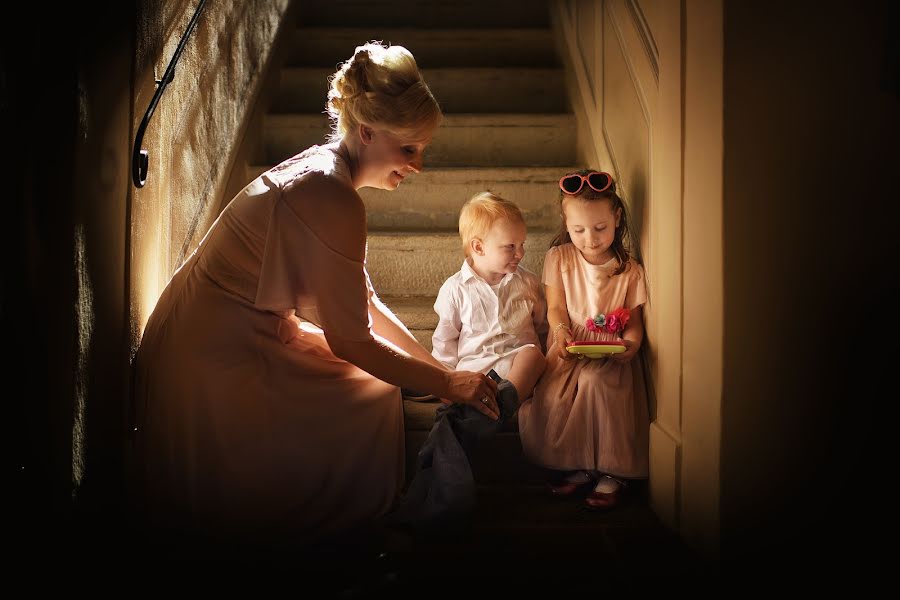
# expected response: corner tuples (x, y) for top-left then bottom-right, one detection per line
(722, 0), (897, 573)
(3, 2), (135, 556)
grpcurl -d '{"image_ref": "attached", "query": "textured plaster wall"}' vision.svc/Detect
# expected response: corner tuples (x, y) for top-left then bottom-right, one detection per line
(130, 0), (290, 345)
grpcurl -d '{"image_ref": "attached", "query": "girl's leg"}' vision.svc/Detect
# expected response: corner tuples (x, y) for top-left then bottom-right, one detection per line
(504, 345), (546, 402)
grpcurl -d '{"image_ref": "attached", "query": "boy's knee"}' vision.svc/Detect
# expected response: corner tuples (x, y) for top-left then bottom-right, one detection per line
(526, 346), (547, 373)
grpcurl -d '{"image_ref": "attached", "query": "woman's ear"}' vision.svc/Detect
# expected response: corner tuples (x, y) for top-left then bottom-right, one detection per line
(359, 124), (374, 145)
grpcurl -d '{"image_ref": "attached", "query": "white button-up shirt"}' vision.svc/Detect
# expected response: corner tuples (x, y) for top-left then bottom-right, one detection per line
(432, 260), (548, 378)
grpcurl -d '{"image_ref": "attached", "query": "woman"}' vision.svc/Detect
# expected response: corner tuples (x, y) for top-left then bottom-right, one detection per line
(130, 42), (499, 546)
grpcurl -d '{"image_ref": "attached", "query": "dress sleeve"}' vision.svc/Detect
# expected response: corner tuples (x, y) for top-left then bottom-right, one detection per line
(431, 279), (461, 369)
(626, 261), (648, 310)
(254, 196), (372, 342)
(542, 246), (564, 289)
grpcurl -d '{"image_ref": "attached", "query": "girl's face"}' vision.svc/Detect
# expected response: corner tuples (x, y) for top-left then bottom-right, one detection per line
(358, 126), (432, 190)
(470, 217), (527, 285)
(563, 197), (621, 265)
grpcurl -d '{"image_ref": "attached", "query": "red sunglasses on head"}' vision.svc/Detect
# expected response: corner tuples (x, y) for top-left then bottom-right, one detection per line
(559, 171), (614, 195)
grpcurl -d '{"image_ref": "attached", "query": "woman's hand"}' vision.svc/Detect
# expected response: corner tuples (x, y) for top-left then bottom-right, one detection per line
(443, 370), (500, 420)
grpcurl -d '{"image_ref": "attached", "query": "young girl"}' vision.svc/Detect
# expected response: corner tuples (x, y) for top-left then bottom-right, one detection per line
(517, 169), (649, 510)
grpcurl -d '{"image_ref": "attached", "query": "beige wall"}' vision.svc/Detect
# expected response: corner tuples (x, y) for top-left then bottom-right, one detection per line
(554, 0), (895, 564)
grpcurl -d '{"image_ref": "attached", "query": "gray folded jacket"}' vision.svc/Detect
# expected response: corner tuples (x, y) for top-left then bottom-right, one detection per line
(384, 370), (519, 532)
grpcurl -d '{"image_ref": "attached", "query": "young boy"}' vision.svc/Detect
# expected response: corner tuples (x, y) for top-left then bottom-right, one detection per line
(432, 191), (548, 414)
(387, 191), (548, 530)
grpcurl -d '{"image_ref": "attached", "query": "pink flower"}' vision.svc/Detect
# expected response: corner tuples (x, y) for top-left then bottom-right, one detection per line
(585, 317), (602, 333)
(604, 307), (631, 334)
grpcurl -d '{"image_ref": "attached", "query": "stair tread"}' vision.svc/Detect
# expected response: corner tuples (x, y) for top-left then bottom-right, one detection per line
(282, 65), (564, 73)
(266, 112), (575, 123)
(366, 229), (556, 236)
(250, 164), (579, 176)
(297, 0), (551, 29)
(276, 66), (566, 113)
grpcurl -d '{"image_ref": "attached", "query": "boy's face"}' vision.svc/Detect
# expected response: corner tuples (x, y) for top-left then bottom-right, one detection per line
(470, 218), (527, 284)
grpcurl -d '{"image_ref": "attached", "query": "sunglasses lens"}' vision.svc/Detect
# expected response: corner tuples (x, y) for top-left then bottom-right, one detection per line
(561, 175), (583, 194)
(588, 172), (611, 192)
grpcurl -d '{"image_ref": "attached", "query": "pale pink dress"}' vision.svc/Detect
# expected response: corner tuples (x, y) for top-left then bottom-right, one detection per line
(131, 144), (404, 544)
(517, 243), (649, 479)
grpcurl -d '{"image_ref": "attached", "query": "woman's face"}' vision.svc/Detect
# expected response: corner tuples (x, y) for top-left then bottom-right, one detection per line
(358, 126), (433, 190)
(563, 197), (621, 265)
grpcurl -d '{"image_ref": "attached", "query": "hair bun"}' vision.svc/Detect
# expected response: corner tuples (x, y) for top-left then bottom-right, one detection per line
(352, 45), (372, 66)
(326, 41), (441, 142)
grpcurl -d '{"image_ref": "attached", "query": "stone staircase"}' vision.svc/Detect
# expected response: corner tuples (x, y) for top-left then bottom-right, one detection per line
(244, 0), (703, 585)
(253, 0), (576, 482)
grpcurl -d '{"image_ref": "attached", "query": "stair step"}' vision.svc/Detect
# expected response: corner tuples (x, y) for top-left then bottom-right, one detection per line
(287, 27), (560, 68)
(380, 294), (437, 351)
(247, 165), (575, 231)
(275, 67), (567, 113)
(366, 230), (554, 296)
(264, 113), (576, 167)
(380, 295), (437, 330)
(297, 0), (550, 29)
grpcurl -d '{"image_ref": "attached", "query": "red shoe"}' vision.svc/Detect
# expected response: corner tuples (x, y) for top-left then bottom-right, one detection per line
(548, 473), (593, 497)
(584, 477), (626, 510)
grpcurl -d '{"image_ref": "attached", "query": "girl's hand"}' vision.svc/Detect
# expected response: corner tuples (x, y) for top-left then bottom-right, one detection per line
(443, 370), (500, 420)
(555, 328), (575, 360)
(610, 338), (640, 363)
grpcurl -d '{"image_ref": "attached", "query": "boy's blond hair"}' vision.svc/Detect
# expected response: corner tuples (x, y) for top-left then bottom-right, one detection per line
(458, 192), (525, 256)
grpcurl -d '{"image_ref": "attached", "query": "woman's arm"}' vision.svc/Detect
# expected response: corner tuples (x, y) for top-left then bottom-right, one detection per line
(291, 176), (498, 417)
(328, 333), (498, 418)
(368, 294), (447, 370)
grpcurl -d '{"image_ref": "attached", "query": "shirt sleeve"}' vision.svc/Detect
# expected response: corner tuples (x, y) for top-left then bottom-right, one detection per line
(431, 278), (461, 370)
(254, 195), (372, 342)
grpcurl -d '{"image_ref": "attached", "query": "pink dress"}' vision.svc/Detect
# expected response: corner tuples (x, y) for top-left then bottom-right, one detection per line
(517, 243), (649, 479)
(131, 145), (404, 544)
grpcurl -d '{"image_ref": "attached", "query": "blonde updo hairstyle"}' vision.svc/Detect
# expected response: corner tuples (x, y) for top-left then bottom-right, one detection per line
(326, 41), (442, 142)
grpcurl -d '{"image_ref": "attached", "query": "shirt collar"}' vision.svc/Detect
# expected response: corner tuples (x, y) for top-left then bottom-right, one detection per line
(460, 259), (521, 286)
